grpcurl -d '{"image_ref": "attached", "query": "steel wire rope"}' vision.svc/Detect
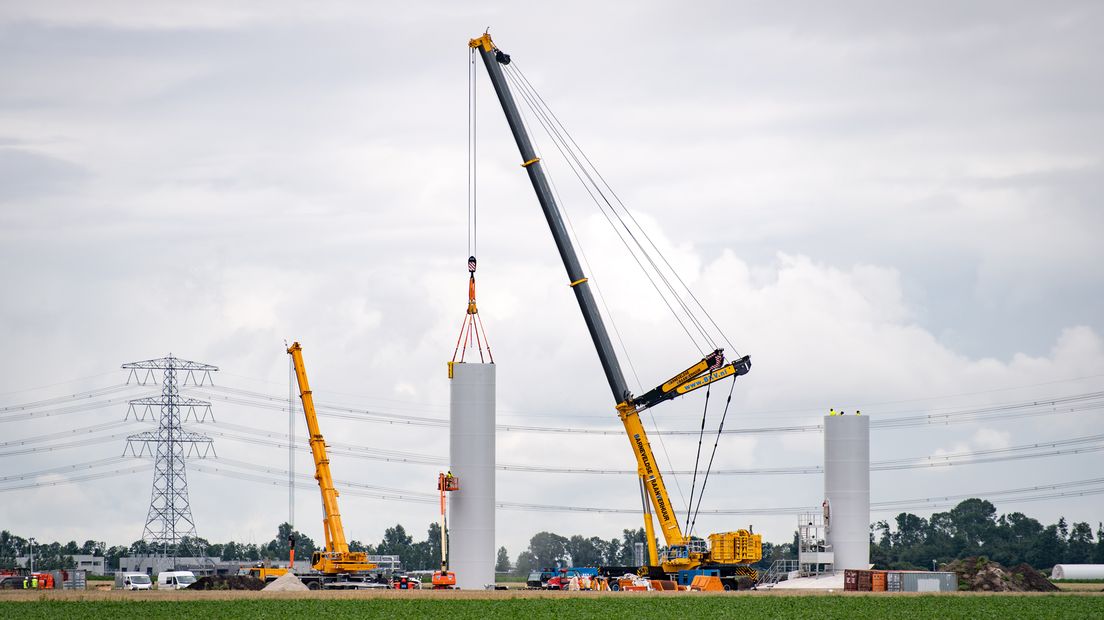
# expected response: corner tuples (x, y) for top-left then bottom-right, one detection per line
(684, 381), (712, 532)
(0, 465), (152, 492)
(504, 65), (705, 514)
(185, 385), (1104, 436)
(503, 65), (713, 354)
(204, 371), (1104, 421)
(0, 371), (128, 398)
(0, 432), (135, 457)
(194, 418), (1104, 476)
(0, 455), (132, 483)
(186, 462), (1104, 516)
(0, 383), (137, 411)
(510, 61), (732, 354)
(0, 384), (144, 414)
(686, 376), (738, 539)
(506, 64), (717, 350)
(500, 63), (644, 394)
(212, 456), (440, 498)
(0, 419), (136, 448)
(0, 396), (154, 424)
(501, 65), (695, 512)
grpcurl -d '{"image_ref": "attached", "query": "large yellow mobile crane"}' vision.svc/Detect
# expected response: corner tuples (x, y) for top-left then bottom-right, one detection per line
(469, 33), (761, 585)
(287, 342), (376, 576)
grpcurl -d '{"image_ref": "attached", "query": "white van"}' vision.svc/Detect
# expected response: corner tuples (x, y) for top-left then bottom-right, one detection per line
(115, 572), (153, 590)
(158, 571), (197, 590)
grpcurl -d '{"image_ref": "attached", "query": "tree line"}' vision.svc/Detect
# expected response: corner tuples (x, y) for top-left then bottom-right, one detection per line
(3, 499), (1100, 574)
(868, 498), (1104, 570)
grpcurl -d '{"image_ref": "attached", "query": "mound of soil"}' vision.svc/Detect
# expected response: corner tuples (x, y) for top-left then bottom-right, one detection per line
(263, 572), (309, 592)
(942, 557), (1058, 592)
(186, 575), (266, 591)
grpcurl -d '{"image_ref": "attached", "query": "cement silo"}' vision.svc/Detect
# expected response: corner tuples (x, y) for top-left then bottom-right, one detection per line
(448, 362), (496, 589)
(824, 414), (870, 571)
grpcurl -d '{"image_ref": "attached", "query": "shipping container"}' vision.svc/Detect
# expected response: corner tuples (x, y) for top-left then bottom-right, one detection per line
(857, 570), (873, 591)
(900, 571), (957, 592)
(872, 571), (886, 592)
(886, 571), (902, 592)
(843, 569), (858, 591)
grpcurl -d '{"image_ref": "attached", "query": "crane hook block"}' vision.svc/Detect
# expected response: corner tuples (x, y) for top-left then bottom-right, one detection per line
(468, 256), (477, 273)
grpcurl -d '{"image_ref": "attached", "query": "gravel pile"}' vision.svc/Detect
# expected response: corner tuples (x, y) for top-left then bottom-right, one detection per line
(263, 572), (310, 592)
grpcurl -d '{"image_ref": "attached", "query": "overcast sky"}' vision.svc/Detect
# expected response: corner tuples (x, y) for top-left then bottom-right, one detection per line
(2, 1), (1103, 560)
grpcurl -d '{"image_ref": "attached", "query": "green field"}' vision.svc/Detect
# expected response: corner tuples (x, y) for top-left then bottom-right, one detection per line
(1, 596), (1102, 620)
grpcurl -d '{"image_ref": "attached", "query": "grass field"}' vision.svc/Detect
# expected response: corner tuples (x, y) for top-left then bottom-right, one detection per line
(1, 592), (1102, 619)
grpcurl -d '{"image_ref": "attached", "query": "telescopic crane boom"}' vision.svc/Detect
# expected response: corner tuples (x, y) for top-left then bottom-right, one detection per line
(470, 33), (759, 577)
(287, 342), (376, 575)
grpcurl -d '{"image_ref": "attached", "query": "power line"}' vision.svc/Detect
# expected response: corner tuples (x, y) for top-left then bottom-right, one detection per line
(199, 419), (1104, 477)
(187, 384), (1104, 437)
(0, 384), (141, 413)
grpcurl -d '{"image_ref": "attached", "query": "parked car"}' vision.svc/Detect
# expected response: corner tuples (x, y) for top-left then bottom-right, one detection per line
(157, 571), (197, 590)
(115, 572), (153, 590)
(526, 570), (555, 589)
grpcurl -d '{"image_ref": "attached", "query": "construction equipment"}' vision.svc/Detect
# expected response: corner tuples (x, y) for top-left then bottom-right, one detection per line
(431, 472), (459, 588)
(285, 342), (377, 583)
(469, 32), (760, 587)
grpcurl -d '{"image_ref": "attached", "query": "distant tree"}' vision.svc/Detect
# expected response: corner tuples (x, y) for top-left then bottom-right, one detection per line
(104, 545), (129, 571)
(348, 540), (376, 554)
(495, 546), (511, 573)
(265, 523), (317, 562)
(1066, 522), (1095, 564)
(617, 529), (645, 565)
(1095, 523), (1104, 563)
(0, 531), (23, 569)
(526, 532), (568, 569)
(423, 522), (442, 570)
(604, 538), (622, 565)
(565, 535), (604, 567)
(514, 550), (537, 576)
(1026, 525), (1065, 568)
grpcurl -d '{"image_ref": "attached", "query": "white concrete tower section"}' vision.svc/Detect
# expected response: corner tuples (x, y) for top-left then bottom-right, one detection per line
(824, 414), (870, 571)
(449, 362), (496, 589)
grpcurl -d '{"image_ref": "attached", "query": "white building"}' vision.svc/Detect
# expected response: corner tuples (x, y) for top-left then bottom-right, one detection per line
(16, 554), (105, 576)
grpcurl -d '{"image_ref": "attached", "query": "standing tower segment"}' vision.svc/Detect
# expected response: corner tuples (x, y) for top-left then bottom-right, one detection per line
(122, 356), (217, 559)
(823, 413), (870, 571)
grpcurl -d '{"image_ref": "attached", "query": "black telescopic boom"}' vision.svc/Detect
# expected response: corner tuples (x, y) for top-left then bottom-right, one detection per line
(472, 35), (631, 404)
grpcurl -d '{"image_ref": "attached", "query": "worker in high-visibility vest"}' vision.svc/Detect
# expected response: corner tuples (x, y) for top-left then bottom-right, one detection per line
(31, 575), (38, 589)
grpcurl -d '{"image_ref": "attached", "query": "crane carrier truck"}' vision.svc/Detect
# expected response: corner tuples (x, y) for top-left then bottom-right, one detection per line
(245, 342), (384, 589)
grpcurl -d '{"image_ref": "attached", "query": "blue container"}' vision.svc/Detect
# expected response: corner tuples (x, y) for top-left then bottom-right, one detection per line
(676, 569), (720, 587)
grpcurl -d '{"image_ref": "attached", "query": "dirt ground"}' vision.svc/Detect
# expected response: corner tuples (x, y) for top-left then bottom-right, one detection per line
(0, 589), (1101, 602)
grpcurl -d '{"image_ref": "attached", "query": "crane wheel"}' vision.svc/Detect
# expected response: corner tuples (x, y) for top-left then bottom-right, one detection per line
(307, 581), (321, 590)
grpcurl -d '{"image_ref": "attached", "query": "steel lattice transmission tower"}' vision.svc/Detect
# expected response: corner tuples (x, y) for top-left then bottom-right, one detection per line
(122, 355), (217, 557)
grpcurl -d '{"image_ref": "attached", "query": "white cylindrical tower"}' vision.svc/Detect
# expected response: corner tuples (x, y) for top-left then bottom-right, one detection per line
(824, 414), (869, 571)
(449, 362), (496, 589)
